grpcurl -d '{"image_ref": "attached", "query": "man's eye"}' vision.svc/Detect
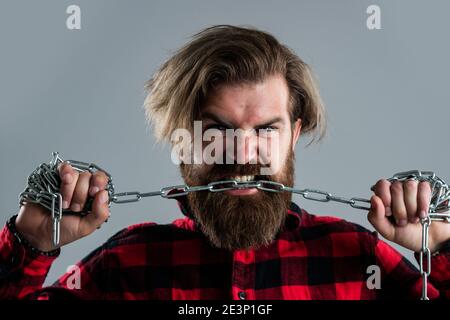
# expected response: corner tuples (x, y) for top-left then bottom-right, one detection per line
(258, 126), (278, 133)
(205, 124), (228, 131)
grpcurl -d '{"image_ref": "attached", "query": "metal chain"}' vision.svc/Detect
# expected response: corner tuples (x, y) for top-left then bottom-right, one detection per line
(19, 153), (450, 300)
(386, 170), (450, 300)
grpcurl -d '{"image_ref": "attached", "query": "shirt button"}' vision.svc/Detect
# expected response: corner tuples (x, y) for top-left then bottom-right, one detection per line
(238, 291), (247, 300)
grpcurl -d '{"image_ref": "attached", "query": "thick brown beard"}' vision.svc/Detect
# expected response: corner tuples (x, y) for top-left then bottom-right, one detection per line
(180, 149), (295, 251)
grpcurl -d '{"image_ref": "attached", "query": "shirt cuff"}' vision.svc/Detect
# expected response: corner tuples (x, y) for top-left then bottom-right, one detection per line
(0, 215), (59, 278)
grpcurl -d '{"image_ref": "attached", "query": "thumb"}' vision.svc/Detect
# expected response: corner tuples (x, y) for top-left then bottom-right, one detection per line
(367, 195), (395, 241)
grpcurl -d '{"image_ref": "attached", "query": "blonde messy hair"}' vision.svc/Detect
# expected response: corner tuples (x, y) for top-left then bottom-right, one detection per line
(144, 25), (326, 146)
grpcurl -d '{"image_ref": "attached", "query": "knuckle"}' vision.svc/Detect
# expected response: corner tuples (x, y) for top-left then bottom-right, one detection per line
(93, 172), (108, 187)
(374, 179), (389, 191)
(419, 181), (432, 192)
(69, 170), (80, 182)
(59, 162), (73, 175)
(404, 180), (418, 190)
(57, 162), (67, 171)
(79, 171), (92, 179)
(372, 180), (387, 196)
(97, 170), (108, 180)
(390, 181), (403, 193)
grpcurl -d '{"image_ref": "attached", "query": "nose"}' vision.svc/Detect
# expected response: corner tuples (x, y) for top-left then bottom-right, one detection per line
(225, 129), (258, 164)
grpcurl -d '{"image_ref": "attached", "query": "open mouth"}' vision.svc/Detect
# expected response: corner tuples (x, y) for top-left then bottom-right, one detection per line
(210, 175), (265, 195)
(229, 175), (256, 183)
(215, 174), (267, 182)
(210, 175), (261, 186)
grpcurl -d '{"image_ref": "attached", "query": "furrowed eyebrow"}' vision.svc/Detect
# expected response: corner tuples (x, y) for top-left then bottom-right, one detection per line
(255, 117), (283, 129)
(201, 112), (234, 128)
(201, 112), (283, 130)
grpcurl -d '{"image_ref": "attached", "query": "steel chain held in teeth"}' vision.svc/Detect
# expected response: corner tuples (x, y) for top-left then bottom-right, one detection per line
(18, 152), (450, 300)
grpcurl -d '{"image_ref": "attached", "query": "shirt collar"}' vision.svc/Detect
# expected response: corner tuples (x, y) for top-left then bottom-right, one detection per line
(175, 195), (302, 231)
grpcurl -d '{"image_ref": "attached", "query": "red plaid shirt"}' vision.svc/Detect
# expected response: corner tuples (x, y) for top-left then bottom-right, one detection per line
(0, 198), (449, 300)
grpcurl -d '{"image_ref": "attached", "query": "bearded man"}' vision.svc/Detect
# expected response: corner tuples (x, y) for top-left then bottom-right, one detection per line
(1, 25), (449, 300)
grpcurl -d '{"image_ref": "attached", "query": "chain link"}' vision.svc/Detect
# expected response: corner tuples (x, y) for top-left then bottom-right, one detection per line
(19, 152), (450, 300)
(419, 216), (432, 300)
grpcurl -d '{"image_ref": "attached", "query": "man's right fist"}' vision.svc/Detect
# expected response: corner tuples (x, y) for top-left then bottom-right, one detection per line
(15, 162), (110, 252)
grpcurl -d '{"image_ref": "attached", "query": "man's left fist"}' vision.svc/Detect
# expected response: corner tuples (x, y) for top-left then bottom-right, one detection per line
(368, 179), (450, 253)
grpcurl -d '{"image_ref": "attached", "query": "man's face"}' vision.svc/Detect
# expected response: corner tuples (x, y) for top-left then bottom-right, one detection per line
(180, 74), (302, 250)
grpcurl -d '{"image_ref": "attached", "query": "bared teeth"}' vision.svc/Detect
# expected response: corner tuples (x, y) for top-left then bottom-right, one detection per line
(232, 175), (255, 182)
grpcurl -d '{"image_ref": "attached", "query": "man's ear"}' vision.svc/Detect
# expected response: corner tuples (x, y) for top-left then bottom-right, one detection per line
(291, 119), (302, 151)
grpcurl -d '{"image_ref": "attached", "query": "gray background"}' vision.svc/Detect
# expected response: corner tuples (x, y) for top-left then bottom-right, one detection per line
(1, 0), (449, 286)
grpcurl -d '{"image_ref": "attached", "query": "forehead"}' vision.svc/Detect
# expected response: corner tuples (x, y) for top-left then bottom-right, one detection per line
(201, 74), (290, 123)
